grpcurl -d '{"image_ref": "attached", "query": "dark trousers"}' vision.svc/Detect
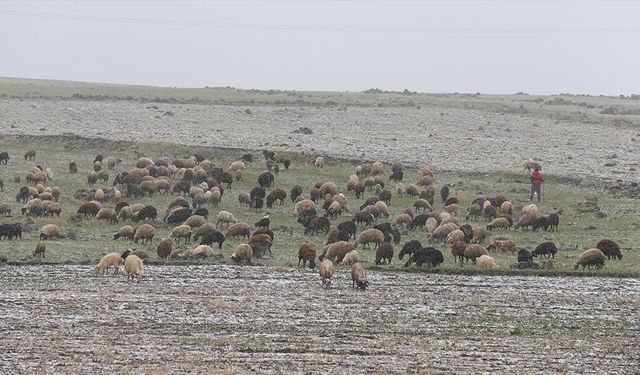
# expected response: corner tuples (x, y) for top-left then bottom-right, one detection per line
(530, 184), (542, 202)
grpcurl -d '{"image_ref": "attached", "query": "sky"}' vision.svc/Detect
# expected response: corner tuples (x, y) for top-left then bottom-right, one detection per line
(1, 0), (639, 95)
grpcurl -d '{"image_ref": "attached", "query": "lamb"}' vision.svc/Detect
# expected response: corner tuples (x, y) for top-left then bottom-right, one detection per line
(351, 263), (368, 290)
(340, 250), (360, 265)
(96, 252), (125, 275)
(40, 224), (60, 240)
(298, 243), (316, 268)
(156, 238), (172, 260)
(354, 228), (385, 249)
(170, 224), (193, 243)
(319, 241), (354, 263)
(574, 248), (606, 270)
(375, 242), (394, 265)
(113, 225), (135, 241)
(596, 239), (623, 260)
(216, 211), (238, 229)
(404, 247), (444, 268)
(532, 241), (557, 259)
(477, 255), (497, 270)
(124, 254), (144, 281)
(231, 244), (253, 265)
(319, 259), (334, 288)
(224, 222), (252, 240)
(464, 244), (489, 264)
(33, 240), (46, 259)
(488, 238), (517, 253)
(314, 156), (325, 168)
(133, 224), (155, 244)
(451, 240), (466, 263)
(486, 217), (511, 231)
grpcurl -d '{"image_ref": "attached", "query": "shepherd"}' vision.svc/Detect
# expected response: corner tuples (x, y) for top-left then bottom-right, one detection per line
(529, 166), (544, 202)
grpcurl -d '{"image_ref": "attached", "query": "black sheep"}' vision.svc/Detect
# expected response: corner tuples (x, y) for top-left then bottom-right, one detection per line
(304, 217), (330, 236)
(531, 216), (548, 232)
(532, 242), (557, 259)
(404, 247), (444, 268)
(444, 197), (458, 206)
(200, 230), (225, 249)
(545, 213), (560, 231)
(337, 220), (357, 240)
(290, 185), (302, 202)
(135, 205), (158, 222)
(596, 239), (623, 260)
(257, 172), (275, 189)
(440, 186), (450, 203)
(193, 208), (209, 220)
(517, 248), (533, 263)
(255, 216), (270, 229)
(398, 240), (422, 259)
(389, 170), (403, 182)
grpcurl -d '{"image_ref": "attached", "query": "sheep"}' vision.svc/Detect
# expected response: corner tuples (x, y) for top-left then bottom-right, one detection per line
(200, 230), (226, 249)
(183, 215), (206, 228)
(24, 148), (36, 161)
(249, 233), (273, 258)
(393, 213), (412, 228)
(77, 201), (102, 219)
(596, 239), (623, 260)
(216, 211), (238, 229)
(165, 207), (192, 225)
(304, 216), (331, 236)
(314, 156), (325, 168)
(231, 244), (253, 265)
(517, 248), (533, 263)
(464, 244), (489, 264)
(544, 213), (560, 232)
(346, 175), (359, 193)
(340, 250), (360, 266)
(428, 223), (459, 242)
(443, 229), (465, 245)
(170, 224), (193, 244)
(318, 181), (338, 197)
(472, 226), (487, 243)
(326, 201), (343, 219)
(40, 224), (60, 240)
(124, 254), (144, 281)
(95, 208), (118, 224)
(425, 217), (438, 234)
(414, 198), (432, 213)
(466, 203), (482, 221)
(266, 188), (287, 208)
(486, 217), (511, 231)
(95, 252), (125, 275)
(404, 247), (444, 268)
(133, 224), (155, 244)
(0, 203), (12, 216)
(523, 161), (542, 173)
(238, 192), (252, 207)
(451, 240), (466, 263)
(574, 249), (606, 270)
(354, 228), (385, 249)
(398, 240), (422, 259)
(156, 238), (172, 260)
(477, 255), (497, 270)
(374, 201), (389, 218)
(319, 241), (354, 263)
(351, 263), (368, 290)
(224, 222), (252, 240)
(444, 203), (458, 216)
(488, 238), (517, 253)
(532, 242), (557, 259)
(298, 243), (316, 268)
(319, 259), (334, 288)
(375, 243), (394, 265)
(500, 201), (513, 216)
(113, 225), (135, 241)
(33, 240), (46, 259)
(522, 203), (538, 216)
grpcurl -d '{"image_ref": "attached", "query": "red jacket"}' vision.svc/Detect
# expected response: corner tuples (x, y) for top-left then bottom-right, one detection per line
(531, 171), (544, 185)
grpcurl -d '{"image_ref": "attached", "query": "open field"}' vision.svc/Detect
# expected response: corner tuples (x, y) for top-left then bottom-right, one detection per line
(1, 265), (639, 373)
(1, 78), (640, 373)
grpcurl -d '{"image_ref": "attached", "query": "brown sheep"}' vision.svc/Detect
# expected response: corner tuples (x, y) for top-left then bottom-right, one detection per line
(375, 242), (394, 265)
(124, 254), (144, 281)
(133, 224), (155, 244)
(319, 259), (334, 288)
(238, 192), (252, 207)
(451, 240), (466, 263)
(574, 249), (606, 270)
(393, 213), (412, 228)
(216, 211), (238, 229)
(156, 238), (172, 260)
(314, 156), (325, 168)
(354, 229), (385, 249)
(477, 255), (497, 270)
(488, 238), (517, 253)
(40, 224), (60, 240)
(320, 241), (354, 263)
(340, 250), (360, 266)
(170, 224), (193, 244)
(351, 263), (368, 290)
(96, 252), (124, 275)
(298, 243), (316, 268)
(113, 225), (135, 241)
(487, 217), (511, 231)
(33, 240), (46, 259)
(428, 223), (459, 242)
(224, 222), (252, 240)
(464, 244), (489, 264)
(183, 215), (206, 228)
(231, 244), (253, 265)
(95, 208), (118, 224)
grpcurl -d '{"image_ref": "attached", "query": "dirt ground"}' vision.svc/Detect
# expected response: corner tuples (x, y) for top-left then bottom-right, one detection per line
(1, 265), (638, 374)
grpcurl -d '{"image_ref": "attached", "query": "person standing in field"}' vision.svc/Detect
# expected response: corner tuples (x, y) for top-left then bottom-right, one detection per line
(530, 166), (544, 202)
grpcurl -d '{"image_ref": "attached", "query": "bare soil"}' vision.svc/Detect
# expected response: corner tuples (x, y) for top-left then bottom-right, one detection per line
(1, 265), (638, 373)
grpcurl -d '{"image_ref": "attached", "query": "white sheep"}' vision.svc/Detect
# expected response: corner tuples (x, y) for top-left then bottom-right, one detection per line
(124, 254), (144, 281)
(96, 252), (124, 275)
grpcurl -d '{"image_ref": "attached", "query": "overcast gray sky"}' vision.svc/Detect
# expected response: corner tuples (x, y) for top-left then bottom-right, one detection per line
(1, 1), (639, 95)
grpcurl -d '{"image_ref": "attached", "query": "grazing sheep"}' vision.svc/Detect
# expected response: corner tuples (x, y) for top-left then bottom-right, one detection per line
(464, 244), (489, 264)
(486, 217), (511, 231)
(375, 242), (394, 265)
(314, 156), (325, 168)
(40, 224), (60, 240)
(477, 255), (497, 270)
(156, 238), (172, 260)
(393, 213), (412, 228)
(404, 247), (444, 268)
(398, 240), (422, 259)
(231, 244), (253, 265)
(500, 201), (513, 216)
(443, 229), (465, 245)
(96, 252), (125, 275)
(266, 188), (287, 208)
(428, 223), (459, 242)
(124, 254), (144, 281)
(200, 229), (226, 249)
(319, 241), (354, 263)
(33, 240), (46, 259)
(0, 203), (12, 216)
(413, 198), (432, 213)
(319, 259), (334, 288)
(517, 248), (533, 263)
(249, 233), (273, 258)
(574, 249), (606, 270)
(224, 222), (252, 240)
(424, 217), (438, 234)
(351, 263), (368, 290)
(596, 239), (623, 260)
(532, 242), (558, 259)
(337, 220), (357, 240)
(216, 211), (238, 229)
(523, 161), (542, 173)
(165, 207), (193, 225)
(354, 229), (385, 249)
(304, 216), (331, 236)
(522, 203), (538, 216)
(374, 201), (389, 218)
(133, 224), (155, 244)
(113, 225), (135, 241)
(183, 215), (206, 228)
(298, 243), (316, 268)
(465, 203), (483, 221)
(340, 250), (360, 266)
(451, 240), (466, 263)
(95, 208), (118, 224)
(472, 226), (487, 243)
(77, 201), (102, 219)
(170, 224), (193, 243)
(488, 238), (517, 253)
(24, 148), (36, 161)
(545, 213), (560, 232)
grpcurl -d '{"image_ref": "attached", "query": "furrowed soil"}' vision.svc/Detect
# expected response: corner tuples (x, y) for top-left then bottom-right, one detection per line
(1, 265), (638, 374)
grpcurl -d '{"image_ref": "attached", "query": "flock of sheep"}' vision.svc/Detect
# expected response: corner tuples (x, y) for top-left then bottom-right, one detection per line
(0, 147), (624, 288)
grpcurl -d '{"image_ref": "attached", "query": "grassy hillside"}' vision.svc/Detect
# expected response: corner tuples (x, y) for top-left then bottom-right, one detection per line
(0, 134), (637, 277)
